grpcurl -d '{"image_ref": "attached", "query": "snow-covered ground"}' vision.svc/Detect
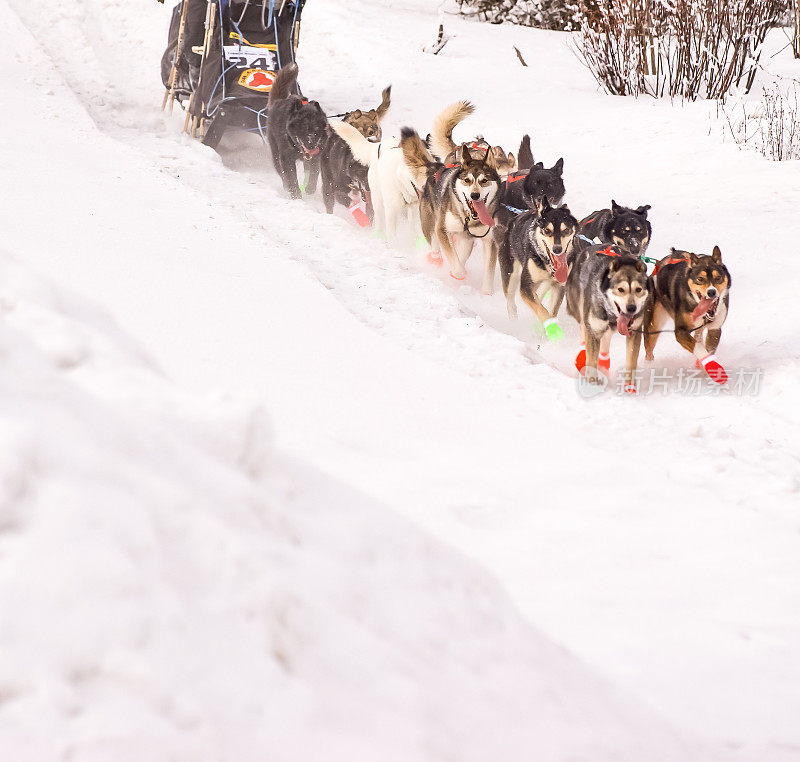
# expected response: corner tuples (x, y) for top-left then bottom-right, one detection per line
(1, 0), (799, 759)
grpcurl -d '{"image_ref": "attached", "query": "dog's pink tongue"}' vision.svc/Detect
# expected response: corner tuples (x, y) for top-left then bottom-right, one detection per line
(554, 254), (569, 284)
(692, 297), (715, 322)
(472, 199), (495, 228)
(617, 314), (632, 336)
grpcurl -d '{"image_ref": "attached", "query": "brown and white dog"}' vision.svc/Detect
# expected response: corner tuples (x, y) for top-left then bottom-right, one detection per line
(401, 127), (501, 292)
(645, 246), (732, 384)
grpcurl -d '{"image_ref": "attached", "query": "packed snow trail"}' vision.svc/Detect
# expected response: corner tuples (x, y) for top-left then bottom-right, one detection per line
(2, 0), (800, 759)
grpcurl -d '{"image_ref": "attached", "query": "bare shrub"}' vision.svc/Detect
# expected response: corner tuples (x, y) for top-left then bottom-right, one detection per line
(577, 0), (786, 100)
(456, 0), (582, 31)
(718, 82), (800, 160)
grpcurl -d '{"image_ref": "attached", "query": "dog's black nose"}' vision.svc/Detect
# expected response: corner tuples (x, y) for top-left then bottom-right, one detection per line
(471, 192), (481, 200)
(626, 304), (637, 314)
(707, 288), (717, 298)
(552, 245), (563, 255)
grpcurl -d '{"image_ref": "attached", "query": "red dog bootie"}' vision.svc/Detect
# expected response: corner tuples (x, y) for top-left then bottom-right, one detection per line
(575, 344), (586, 374)
(575, 346), (610, 375)
(427, 250), (443, 266)
(699, 353), (728, 385)
(348, 202), (371, 228)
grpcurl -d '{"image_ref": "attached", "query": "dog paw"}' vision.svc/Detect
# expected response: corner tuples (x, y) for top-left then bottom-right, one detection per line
(623, 383), (638, 395)
(449, 270), (466, 281)
(427, 251), (443, 266)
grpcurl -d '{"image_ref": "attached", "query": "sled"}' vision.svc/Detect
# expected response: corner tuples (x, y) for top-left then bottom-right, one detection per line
(160, 0), (306, 147)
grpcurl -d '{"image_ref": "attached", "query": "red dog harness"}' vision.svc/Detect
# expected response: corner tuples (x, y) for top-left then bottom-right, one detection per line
(435, 163), (458, 183)
(652, 253), (690, 276)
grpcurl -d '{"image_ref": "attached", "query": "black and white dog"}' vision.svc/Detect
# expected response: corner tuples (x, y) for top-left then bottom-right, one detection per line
(267, 62), (329, 199)
(498, 198), (578, 341)
(578, 200), (652, 258)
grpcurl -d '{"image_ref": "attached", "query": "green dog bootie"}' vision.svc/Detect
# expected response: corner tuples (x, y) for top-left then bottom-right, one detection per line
(415, 235), (428, 250)
(543, 318), (564, 343)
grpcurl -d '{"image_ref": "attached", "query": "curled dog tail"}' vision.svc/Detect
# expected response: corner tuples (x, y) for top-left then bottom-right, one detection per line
(376, 85), (392, 121)
(429, 100), (474, 160)
(269, 62), (299, 105)
(330, 120), (376, 167)
(400, 127), (434, 189)
(517, 134), (534, 171)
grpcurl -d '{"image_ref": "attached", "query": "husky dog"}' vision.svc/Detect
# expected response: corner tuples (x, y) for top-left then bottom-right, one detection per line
(579, 201), (652, 257)
(429, 101), (516, 177)
(495, 151), (565, 232)
(566, 244), (653, 392)
(331, 120), (423, 241)
(645, 246), (732, 384)
(320, 86), (391, 217)
(342, 87), (392, 144)
(267, 63), (329, 199)
(401, 127), (501, 291)
(499, 199), (578, 342)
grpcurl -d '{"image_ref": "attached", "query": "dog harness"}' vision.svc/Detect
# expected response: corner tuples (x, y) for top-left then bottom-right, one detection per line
(652, 253), (690, 276)
(504, 173), (526, 189)
(434, 163), (458, 183)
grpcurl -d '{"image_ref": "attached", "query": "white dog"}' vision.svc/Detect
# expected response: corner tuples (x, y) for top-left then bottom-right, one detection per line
(330, 121), (424, 242)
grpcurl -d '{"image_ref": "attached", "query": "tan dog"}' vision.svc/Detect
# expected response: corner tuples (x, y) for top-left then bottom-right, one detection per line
(343, 86), (391, 143)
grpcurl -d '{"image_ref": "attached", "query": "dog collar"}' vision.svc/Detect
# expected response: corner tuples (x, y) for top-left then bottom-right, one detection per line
(502, 203), (527, 215)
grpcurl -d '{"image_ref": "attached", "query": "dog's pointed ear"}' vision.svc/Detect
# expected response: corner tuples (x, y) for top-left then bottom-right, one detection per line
(350, 108), (362, 119)
(689, 252), (700, 265)
(376, 85), (391, 121)
(712, 245), (723, 262)
(552, 157), (564, 175)
(635, 258), (648, 273)
(611, 199), (622, 214)
(507, 151), (515, 167)
(460, 142), (472, 165)
(537, 196), (551, 216)
(635, 204), (651, 218)
(534, 161), (544, 169)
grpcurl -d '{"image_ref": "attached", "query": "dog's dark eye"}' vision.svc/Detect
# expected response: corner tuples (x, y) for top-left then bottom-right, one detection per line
(695, 277), (707, 285)
(634, 286), (644, 295)
(616, 286), (626, 294)
(479, 178), (489, 185)
(713, 275), (724, 284)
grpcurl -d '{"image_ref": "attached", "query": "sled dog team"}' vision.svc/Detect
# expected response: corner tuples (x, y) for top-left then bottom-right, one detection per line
(266, 63), (732, 393)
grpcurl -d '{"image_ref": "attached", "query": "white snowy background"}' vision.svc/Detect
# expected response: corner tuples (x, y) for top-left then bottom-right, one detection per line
(0, 0), (799, 759)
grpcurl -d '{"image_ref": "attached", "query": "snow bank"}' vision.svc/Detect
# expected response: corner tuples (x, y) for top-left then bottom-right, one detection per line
(0, 249), (716, 761)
